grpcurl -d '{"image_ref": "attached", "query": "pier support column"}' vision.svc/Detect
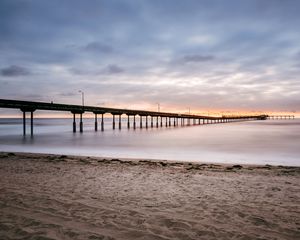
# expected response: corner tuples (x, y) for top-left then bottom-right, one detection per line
(133, 115), (136, 129)
(30, 111), (34, 137)
(160, 117), (163, 127)
(95, 114), (98, 131)
(174, 118), (176, 126)
(80, 113), (83, 133)
(127, 115), (130, 129)
(23, 111), (26, 136)
(156, 116), (159, 128)
(113, 115), (115, 129)
(140, 116), (143, 128)
(73, 114), (76, 132)
(165, 117), (168, 127)
(146, 116), (148, 129)
(119, 115), (121, 130)
(169, 117), (171, 127)
(151, 116), (153, 128)
(101, 114), (104, 131)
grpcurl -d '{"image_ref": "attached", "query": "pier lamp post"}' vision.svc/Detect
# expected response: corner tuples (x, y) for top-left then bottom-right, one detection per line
(157, 103), (160, 112)
(78, 90), (84, 107)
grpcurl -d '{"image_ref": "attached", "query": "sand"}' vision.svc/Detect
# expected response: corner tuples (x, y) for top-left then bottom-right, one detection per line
(0, 152), (299, 240)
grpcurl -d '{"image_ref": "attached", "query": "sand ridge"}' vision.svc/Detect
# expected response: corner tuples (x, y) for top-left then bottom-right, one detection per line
(0, 152), (299, 239)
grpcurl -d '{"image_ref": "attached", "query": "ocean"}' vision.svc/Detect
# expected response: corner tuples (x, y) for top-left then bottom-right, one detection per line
(0, 118), (299, 166)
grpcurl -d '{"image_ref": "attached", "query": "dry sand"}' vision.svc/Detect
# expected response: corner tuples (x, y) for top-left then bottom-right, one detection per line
(0, 152), (299, 240)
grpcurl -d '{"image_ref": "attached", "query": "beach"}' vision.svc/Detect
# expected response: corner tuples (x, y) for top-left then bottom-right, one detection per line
(0, 152), (299, 240)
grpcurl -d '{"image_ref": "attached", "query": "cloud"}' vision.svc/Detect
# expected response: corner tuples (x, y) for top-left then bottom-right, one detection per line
(1, 65), (30, 77)
(105, 64), (124, 74)
(83, 41), (113, 53)
(57, 92), (77, 97)
(69, 64), (124, 76)
(181, 55), (215, 63)
(0, 0), (299, 112)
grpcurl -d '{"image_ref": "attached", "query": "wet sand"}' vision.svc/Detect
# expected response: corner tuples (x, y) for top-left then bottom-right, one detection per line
(0, 152), (299, 240)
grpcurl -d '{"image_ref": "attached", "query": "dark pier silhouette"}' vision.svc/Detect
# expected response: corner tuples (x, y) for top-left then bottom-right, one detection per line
(1, 99), (292, 137)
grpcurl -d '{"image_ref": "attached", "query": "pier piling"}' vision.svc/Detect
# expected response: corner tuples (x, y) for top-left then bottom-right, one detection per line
(30, 111), (33, 136)
(23, 111), (26, 136)
(73, 114), (76, 132)
(94, 114), (98, 131)
(79, 113), (83, 133)
(101, 114), (104, 131)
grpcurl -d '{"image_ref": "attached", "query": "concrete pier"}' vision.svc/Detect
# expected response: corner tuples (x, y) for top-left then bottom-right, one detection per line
(0, 99), (274, 136)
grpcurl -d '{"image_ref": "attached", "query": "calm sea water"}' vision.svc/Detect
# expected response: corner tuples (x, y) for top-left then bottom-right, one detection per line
(0, 118), (299, 166)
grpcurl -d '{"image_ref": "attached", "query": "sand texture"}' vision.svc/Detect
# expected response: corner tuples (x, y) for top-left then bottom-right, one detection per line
(0, 152), (299, 240)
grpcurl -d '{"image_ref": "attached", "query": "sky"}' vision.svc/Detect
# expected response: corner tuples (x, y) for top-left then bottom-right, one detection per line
(0, 0), (300, 117)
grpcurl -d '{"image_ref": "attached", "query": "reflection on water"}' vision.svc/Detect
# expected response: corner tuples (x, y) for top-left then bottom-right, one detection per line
(0, 118), (299, 166)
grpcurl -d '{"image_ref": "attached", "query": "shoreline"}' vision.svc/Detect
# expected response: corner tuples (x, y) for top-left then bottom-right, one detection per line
(1, 151), (299, 239)
(1, 151), (300, 169)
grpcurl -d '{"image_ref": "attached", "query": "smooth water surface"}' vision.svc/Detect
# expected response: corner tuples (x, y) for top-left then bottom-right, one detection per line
(0, 118), (299, 166)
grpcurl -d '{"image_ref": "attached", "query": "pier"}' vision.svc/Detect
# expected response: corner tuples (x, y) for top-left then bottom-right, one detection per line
(0, 99), (282, 137)
(268, 115), (295, 120)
